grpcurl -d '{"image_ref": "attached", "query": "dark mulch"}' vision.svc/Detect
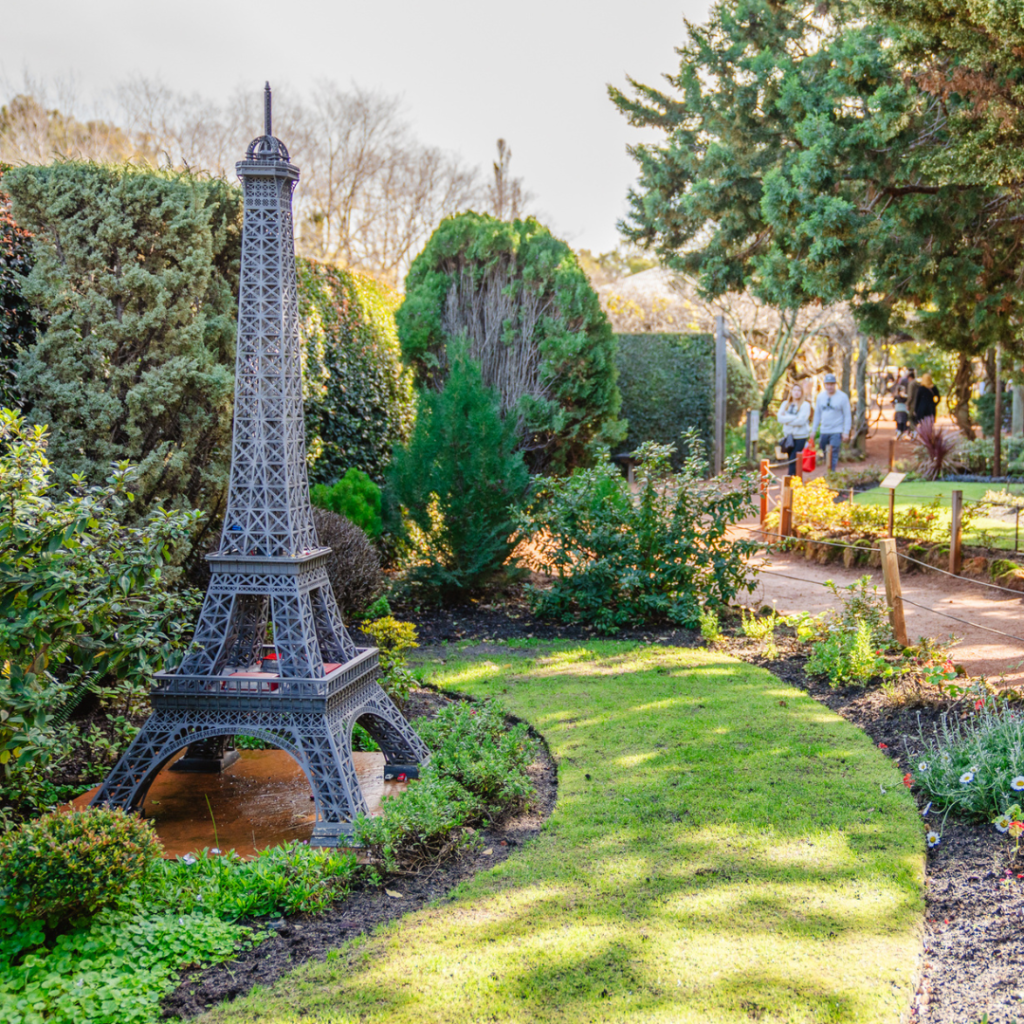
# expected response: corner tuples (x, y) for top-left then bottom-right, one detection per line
(168, 596), (1023, 1022)
(161, 688), (558, 1020)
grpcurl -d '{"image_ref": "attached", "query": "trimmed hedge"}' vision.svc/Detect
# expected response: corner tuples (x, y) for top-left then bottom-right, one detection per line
(616, 333), (757, 464)
(299, 259), (415, 486)
(0, 166), (36, 409)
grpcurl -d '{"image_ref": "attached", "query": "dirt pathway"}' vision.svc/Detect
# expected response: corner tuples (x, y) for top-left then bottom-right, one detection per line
(738, 412), (1024, 686)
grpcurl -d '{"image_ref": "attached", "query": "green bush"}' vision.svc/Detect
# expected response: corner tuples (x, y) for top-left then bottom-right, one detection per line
(360, 616), (419, 708)
(310, 507), (384, 620)
(310, 468), (382, 539)
(0, 807), (161, 922)
(914, 701), (1024, 819)
(299, 259), (415, 486)
(6, 163), (242, 561)
(516, 436), (757, 632)
(353, 700), (536, 870)
(386, 343), (530, 599)
(398, 211), (624, 473)
(0, 411), (202, 818)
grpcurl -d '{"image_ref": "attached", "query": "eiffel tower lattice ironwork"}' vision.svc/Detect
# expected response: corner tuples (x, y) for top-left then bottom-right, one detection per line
(91, 84), (429, 845)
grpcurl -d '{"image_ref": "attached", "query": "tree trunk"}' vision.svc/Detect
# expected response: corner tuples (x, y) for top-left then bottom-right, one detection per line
(841, 343), (852, 397)
(854, 331), (869, 451)
(949, 351), (976, 437)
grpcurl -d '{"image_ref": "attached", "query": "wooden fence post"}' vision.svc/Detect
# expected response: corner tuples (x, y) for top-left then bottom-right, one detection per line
(888, 488), (895, 539)
(759, 459), (769, 527)
(879, 537), (908, 646)
(780, 476), (796, 538)
(950, 489), (963, 575)
(825, 444), (833, 476)
(888, 438), (896, 472)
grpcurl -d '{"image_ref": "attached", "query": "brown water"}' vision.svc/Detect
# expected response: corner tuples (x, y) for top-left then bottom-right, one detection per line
(76, 750), (405, 858)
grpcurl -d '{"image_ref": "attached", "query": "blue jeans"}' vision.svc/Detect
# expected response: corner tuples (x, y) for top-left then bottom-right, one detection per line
(820, 432), (843, 471)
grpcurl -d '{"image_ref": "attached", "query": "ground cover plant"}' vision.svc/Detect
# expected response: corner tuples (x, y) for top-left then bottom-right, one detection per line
(518, 437), (757, 631)
(205, 640), (925, 1024)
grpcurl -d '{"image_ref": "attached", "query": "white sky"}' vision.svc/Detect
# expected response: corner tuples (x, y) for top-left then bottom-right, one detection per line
(2, 0), (713, 254)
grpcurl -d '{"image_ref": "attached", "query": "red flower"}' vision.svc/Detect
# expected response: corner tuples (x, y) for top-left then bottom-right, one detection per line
(975, 699), (985, 710)
(903, 773), (914, 788)
(878, 742), (888, 749)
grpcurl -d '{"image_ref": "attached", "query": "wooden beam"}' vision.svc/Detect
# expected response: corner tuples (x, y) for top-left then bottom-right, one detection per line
(879, 537), (908, 647)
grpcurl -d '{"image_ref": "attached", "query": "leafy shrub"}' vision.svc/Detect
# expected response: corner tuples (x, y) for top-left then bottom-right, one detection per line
(146, 843), (358, 919)
(299, 259), (415, 486)
(915, 418), (965, 481)
(386, 343), (530, 599)
(801, 577), (896, 688)
(6, 163), (242, 561)
(398, 211), (624, 473)
(360, 616), (420, 708)
(311, 507), (384, 621)
(913, 701), (1024, 818)
(0, 411), (201, 817)
(353, 699), (536, 870)
(517, 436), (757, 632)
(0, 909), (255, 1024)
(0, 807), (162, 922)
(699, 608), (723, 645)
(310, 468), (383, 539)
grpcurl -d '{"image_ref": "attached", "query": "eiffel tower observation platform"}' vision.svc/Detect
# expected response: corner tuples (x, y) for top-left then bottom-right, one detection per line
(91, 85), (429, 846)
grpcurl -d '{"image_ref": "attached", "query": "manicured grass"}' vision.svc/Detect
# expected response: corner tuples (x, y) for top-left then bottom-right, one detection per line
(206, 642), (925, 1024)
(854, 481), (1022, 549)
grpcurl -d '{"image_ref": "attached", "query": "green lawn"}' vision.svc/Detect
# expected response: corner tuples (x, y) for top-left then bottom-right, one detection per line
(205, 642), (925, 1024)
(854, 480), (1023, 549)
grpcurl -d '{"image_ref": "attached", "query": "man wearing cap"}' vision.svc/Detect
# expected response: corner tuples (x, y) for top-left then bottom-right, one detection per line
(812, 373), (852, 471)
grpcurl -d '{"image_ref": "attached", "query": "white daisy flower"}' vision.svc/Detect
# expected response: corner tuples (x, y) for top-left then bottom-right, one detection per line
(919, 762), (930, 772)
(926, 832), (941, 848)
(995, 815), (1012, 834)
(1011, 777), (1024, 792)
(960, 771), (975, 785)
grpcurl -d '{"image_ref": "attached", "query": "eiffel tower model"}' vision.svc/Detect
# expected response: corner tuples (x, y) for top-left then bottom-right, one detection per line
(91, 85), (429, 846)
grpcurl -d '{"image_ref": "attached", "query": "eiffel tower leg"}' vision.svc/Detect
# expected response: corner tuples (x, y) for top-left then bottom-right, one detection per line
(304, 711), (371, 847)
(90, 710), (199, 812)
(340, 677), (431, 774)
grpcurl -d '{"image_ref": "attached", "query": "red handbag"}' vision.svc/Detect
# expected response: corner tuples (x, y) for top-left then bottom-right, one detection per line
(802, 445), (816, 473)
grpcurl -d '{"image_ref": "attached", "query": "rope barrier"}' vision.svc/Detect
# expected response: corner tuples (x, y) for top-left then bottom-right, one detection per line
(897, 554), (1024, 597)
(898, 597), (1024, 646)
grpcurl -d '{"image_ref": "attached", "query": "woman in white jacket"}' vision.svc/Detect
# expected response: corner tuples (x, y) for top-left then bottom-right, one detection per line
(777, 383), (812, 477)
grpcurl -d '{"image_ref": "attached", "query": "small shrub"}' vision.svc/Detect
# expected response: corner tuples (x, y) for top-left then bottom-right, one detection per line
(913, 701), (1024, 819)
(310, 468), (383, 540)
(386, 343), (530, 600)
(360, 615), (420, 707)
(517, 435), (757, 632)
(914, 419), (965, 481)
(353, 700), (536, 870)
(0, 807), (162, 922)
(699, 608), (723, 645)
(740, 606), (780, 659)
(311, 507), (384, 620)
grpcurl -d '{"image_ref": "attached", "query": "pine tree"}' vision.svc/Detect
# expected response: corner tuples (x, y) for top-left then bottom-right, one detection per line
(386, 343), (529, 600)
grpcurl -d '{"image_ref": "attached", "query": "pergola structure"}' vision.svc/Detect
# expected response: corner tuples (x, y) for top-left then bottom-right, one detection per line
(91, 85), (428, 845)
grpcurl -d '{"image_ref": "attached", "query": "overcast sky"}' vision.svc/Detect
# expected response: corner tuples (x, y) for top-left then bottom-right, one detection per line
(3, 0), (713, 254)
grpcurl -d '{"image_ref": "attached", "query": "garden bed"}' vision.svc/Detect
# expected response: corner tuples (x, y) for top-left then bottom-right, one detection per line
(161, 687), (558, 1020)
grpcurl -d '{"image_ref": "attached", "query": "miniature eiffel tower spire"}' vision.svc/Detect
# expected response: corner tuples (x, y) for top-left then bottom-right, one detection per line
(91, 86), (429, 845)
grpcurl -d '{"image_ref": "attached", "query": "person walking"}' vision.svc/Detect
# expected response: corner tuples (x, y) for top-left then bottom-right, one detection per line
(777, 383), (812, 477)
(812, 373), (852, 471)
(893, 380), (909, 439)
(914, 372), (941, 428)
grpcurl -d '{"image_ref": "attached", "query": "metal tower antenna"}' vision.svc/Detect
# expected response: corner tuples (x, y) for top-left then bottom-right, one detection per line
(264, 81), (272, 138)
(91, 85), (429, 846)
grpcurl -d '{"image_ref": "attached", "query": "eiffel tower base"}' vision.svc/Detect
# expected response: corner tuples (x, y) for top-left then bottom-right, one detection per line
(169, 735), (240, 773)
(90, 669), (429, 846)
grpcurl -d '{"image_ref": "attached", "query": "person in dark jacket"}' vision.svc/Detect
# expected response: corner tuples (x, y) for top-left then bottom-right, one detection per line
(914, 372), (941, 427)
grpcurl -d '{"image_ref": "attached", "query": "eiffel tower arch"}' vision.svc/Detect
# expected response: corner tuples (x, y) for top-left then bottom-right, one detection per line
(91, 85), (429, 846)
